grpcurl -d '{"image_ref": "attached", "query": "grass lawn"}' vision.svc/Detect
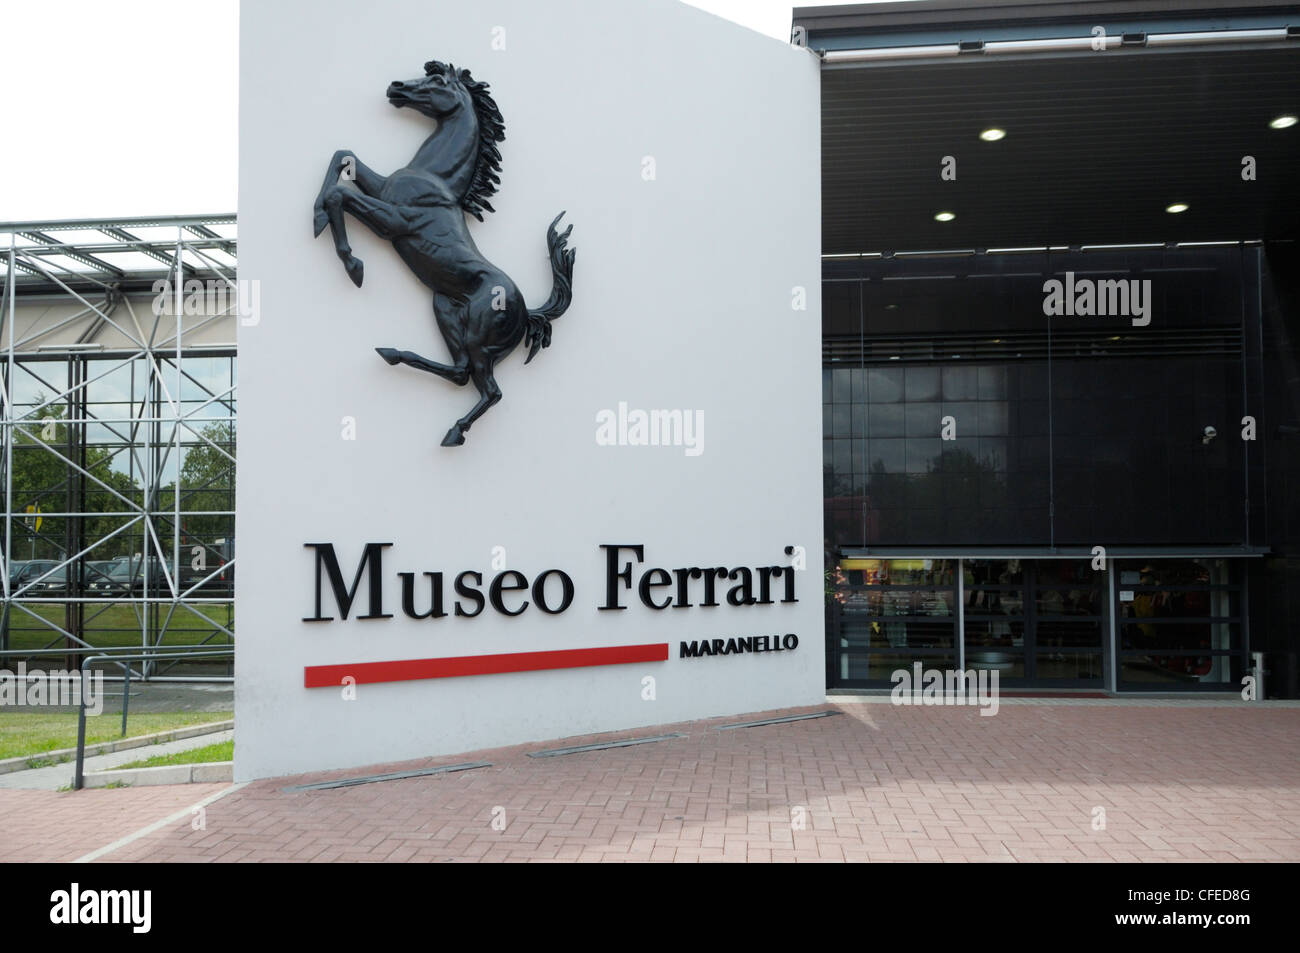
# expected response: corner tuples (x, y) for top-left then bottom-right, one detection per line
(0, 710), (232, 762)
(3, 602), (233, 652)
(118, 738), (233, 769)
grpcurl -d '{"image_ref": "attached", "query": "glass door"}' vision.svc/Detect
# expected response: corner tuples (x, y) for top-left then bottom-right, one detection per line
(832, 558), (958, 686)
(1031, 559), (1106, 686)
(963, 558), (1027, 679)
(963, 558), (1104, 687)
(1115, 558), (1245, 690)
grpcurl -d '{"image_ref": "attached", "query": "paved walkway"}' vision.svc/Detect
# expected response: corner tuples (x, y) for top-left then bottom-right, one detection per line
(1, 700), (1296, 862)
(3, 681), (234, 714)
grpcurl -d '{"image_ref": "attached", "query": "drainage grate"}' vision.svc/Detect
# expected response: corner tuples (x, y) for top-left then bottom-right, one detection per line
(282, 761), (492, 791)
(526, 733), (686, 758)
(716, 710), (841, 730)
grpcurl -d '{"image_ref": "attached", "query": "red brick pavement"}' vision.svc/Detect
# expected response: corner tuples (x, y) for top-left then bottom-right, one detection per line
(3, 702), (1298, 862)
(0, 783), (228, 862)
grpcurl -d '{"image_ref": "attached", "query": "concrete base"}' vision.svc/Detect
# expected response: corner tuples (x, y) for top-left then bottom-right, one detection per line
(84, 760), (233, 788)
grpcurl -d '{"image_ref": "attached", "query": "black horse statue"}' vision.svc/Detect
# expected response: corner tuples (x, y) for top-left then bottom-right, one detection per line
(312, 60), (575, 446)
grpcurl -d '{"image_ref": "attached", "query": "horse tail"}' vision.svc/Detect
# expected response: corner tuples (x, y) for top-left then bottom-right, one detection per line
(523, 211), (576, 364)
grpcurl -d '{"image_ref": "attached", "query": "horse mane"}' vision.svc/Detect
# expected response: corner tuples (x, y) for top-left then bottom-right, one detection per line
(424, 60), (505, 221)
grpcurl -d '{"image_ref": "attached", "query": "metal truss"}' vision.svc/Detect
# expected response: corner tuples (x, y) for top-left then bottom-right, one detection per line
(0, 215), (237, 679)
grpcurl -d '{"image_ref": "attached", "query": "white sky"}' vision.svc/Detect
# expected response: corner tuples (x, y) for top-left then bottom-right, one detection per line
(0, 0), (891, 223)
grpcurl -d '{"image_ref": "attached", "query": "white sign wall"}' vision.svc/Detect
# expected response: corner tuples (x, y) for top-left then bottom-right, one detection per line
(236, 0), (823, 780)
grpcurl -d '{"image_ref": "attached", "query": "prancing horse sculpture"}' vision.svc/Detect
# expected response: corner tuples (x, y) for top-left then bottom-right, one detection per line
(312, 60), (576, 447)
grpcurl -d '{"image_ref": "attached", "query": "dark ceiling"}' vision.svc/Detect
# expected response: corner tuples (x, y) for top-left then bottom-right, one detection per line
(821, 46), (1300, 253)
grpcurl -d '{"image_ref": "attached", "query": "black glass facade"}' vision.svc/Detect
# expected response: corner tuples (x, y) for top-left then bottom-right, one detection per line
(824, 246), (1258, 550)
(824, 245), (1275, 691)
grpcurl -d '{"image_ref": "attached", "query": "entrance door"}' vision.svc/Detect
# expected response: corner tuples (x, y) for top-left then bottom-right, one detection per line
(963, 559), (1104, 687)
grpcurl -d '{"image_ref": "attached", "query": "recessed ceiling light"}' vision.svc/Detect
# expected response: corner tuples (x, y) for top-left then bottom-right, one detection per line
(1165, 203), (1189, 214)
(979, 127), (1006, 141)
(934, 211), (956, 222)
(1269, 114), (1298, 130)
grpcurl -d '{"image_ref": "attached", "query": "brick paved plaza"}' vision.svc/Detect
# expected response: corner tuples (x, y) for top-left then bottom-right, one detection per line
(2, 699), (1297, 863)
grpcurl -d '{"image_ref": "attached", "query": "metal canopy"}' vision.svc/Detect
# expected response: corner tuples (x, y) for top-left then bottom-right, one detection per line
(0, 214), (237, 676)
(0, 214), (237, 298)
(795, 1), (1300, 254)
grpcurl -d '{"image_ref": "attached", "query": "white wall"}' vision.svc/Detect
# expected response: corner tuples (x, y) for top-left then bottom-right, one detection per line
(8, 296), (235, 352)
(235, 0), (823, 780)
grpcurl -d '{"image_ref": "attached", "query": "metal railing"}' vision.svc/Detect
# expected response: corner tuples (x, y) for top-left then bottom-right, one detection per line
(0, 645), (233, 789)
(72, 648), (233, 789)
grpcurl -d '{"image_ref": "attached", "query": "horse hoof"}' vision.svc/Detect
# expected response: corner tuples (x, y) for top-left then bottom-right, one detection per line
(440, 427), (466, 447)
(376, 347), (402, 366)
(312, 209), (328, 238)
(345, 257), (364, 287)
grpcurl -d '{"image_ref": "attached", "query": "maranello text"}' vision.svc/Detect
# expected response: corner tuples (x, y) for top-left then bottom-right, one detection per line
(302, 543), (800, 621)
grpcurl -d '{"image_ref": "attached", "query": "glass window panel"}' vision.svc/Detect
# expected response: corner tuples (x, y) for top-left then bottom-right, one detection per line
(850, 367), (866, 402)
(1119, 585), (1240, 621)
(832, 439), (852, 478)
(964, 558), (1025, 585)
(831, 367), (851, 404)
(1039, 559), (1104, 586)
(1120, 621), (1241, 653)
(966, 588), (1024, 615)
(1116, 557), (1231, 587)
(848, 588), (954, 617)
(1034, 652), (1102, 680)
(1036, 620), (1103, 647)
(868, 403), (905, 438)
(963, 644), (1026, 677)
(842, 652), (959, 682)
(905, 366), (940, 401)
(866, 438), (905, 472)
(1037, 588), (1103, 616)
(977, 365), (1007, 400)
(868, 367), (904, 403)
(906, 438), (941, 473)
(964, 619), (1025, 648)
(978, 437), (1007, 471)
(1120, 651), (1244, 686)
(851, 402), (867, 437)
(977, 401), (1009, 435)
(870, 558), (956, 586)
(831, 403), (851, 437)
(904, 402), (941, 437)
(941, 365), (979, 401)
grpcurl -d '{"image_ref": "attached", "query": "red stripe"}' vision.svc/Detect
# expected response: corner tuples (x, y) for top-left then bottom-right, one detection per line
(304, 643), (669, 688)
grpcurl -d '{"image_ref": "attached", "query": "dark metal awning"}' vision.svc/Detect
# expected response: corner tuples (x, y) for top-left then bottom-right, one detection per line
(839, 546), (1270, 559)
(794, 0), (1300, 254)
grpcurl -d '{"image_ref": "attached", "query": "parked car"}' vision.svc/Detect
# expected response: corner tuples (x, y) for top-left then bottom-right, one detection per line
(177, 544), (234, 593)
(81, 552), (235, 595)
(86, 556), (133, 594)
(87, 555), (169, 595)
(84, 559), (119, 588)
(8, 559), (67, 594)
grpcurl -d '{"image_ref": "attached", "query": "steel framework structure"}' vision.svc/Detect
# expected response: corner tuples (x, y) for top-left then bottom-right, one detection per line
(0, 214), (237, 678)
